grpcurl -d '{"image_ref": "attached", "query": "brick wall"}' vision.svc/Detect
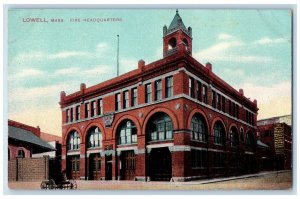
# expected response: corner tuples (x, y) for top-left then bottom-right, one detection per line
(8, 156), (49, 181)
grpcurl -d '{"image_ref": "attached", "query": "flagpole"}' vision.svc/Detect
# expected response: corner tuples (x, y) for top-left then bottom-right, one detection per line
(117, 35), (119, 77)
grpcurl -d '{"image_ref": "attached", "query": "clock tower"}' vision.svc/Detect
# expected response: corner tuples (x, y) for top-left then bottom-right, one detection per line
(163, 10), (192, 57)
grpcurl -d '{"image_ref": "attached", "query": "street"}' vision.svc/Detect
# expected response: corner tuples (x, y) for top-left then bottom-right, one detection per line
(8, 170), (292, 191)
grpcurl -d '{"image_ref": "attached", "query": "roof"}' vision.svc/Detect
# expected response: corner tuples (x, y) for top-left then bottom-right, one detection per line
(40, 132), (62, 143)
(257, 140), (270, 148)
(8, 126), (56, 153)
(168, 10), (188, 32)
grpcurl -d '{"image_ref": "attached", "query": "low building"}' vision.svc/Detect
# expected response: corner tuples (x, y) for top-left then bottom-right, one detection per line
(8, 120), (60, 181)
(257, 115), (292, 170)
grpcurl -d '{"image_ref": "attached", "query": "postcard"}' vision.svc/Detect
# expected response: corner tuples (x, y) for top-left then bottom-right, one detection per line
(6, 8), (292, 191)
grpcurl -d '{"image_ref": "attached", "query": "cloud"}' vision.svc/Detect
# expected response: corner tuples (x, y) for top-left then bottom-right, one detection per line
(49, 51), (89, 59)
(9, 68), (45, 80)
(218, 33), (234, 40)
(254, 37), (287, 45)
(195, 40), (273, 64)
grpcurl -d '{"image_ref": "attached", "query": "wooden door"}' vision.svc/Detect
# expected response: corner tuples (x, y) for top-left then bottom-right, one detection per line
(149, 147), (172, 181)
(89, 154), (101, 180)
(68, 155), (80, 180)
(121, 150), (136, 180)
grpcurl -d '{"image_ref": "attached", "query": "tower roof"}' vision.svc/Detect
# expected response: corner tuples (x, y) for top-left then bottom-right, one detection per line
(166, 10), (191, 36)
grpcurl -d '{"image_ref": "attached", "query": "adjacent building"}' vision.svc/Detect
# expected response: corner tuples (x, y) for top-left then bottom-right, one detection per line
(8, 120), (59, 181)
(257, 115), (292, 170)
(60, 11), (258, 181)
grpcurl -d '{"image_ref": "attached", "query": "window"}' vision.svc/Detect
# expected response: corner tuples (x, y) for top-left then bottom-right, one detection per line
(18, 149), (25, 158)
(66, 109), (70, 123)
(68, 131), (80, 150)
(213, 152), (225, 168)
(246, 132), (255, 150)
(189, 77), (195, 98)
(97, 99), (103, 115)
(147, 112), (173, 141)
(213, 121), (225, 145)
(235, 104), (239, 119)
(196, 81), (201, 101)
(118, 120), (137, 145)
(229, 101), (232, 115)
(70, 108), (73, 122)
(212, 91), (216, 108)
(85, 103), (89, 118)
(145, 83), (152, 103)
(91, 101), (96, 117)
(202, 85), (207, 103)
(87, 127), (102, 148)
(155, 80), (162, 101)
(232, 102), (236, 117)
(165, 76), (173, 98)
(191, 114), (207, 142)
(131, 88), (138, 106)
(115, 93), (121, 111)
(191, 149), (207, 168)
(123, 91), (129, 109)
(230, 127), (239, 147)
(76, 105), (80, 120)
(217, 94), (221, 110)
(240, 128), (245, 142)
(222, 96), (226, 112)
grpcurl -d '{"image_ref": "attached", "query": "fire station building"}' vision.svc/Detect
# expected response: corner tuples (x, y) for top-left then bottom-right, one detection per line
(60, 11), (258, 181)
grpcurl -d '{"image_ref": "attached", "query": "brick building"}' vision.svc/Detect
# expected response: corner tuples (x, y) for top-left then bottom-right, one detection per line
(8, 120), (58, 181)
(60, 11), (258, 181)
(257, 115), (292, 170)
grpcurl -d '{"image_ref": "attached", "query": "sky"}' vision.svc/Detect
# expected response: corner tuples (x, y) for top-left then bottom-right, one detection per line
(8, 9), (292, 136)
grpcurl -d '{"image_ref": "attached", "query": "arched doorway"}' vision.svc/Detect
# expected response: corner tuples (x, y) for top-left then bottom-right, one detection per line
(66, 130), (81, 179)
(149, 147), (172, 181)
(86, 126), (102, 180)
(117, 120), (137, 180)
(146, 112), (173, 181)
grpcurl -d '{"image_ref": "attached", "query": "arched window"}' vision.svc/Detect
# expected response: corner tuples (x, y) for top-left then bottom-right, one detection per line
(168, 37), (177, 50)
(230, 126), (239, 147)
(147, 112), (173, 141)
(18, 149), (25, 158)
(182, 38), (189, 50)
(240, 128), (245, 142)
(191, 114), (207, 142)
(87, 127), (102, 148)
(213, 121), (225, 145)
(118, 120), (137, 145)
(67, 131), (80, 150)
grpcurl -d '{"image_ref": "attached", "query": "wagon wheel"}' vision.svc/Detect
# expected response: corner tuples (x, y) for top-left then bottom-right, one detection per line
(70, 180), (77, 189)
(40, 181), (48, 189)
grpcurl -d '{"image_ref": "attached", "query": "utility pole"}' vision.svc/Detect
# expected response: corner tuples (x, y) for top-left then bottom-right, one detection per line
(117, 35), (119, 77)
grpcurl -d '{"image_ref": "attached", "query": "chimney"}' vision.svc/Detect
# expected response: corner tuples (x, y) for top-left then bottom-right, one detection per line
(60, 91), (66, 102)
(239, 89), (244, 96)
(36, 126), (41, 137)
(138, 59), (145, 71)
(253, 99), (257, 105)
(80, 83), (86, 94)
(206, 62), (212, 73)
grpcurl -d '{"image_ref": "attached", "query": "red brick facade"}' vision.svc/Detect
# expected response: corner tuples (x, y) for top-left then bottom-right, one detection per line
(60, 11), (258, 181)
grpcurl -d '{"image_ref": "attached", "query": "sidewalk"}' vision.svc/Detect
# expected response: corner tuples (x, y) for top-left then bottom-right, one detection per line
(7, 170), (292, 190)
